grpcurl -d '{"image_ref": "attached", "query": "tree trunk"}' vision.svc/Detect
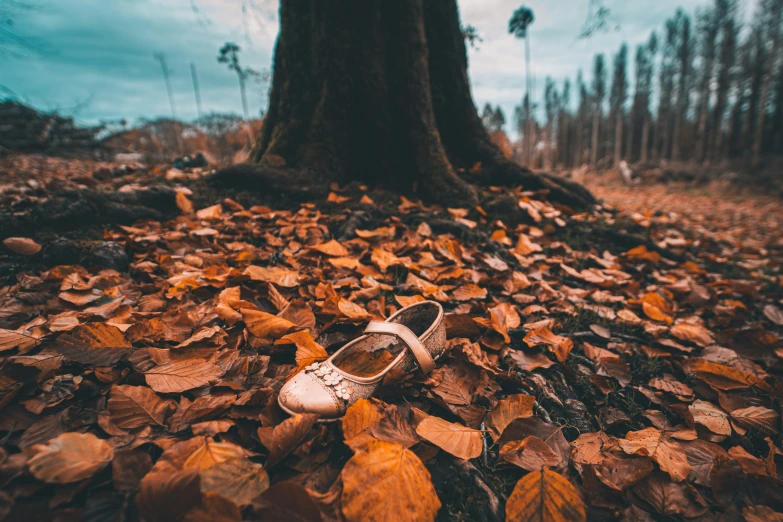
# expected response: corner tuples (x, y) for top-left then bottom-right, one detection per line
(208, 0), (594, 211)
(753, 0), (783, 166)
(613, 113), (622, 166)
(590, 107), (599, 168)
(574, 114), (583, 168)
(640, 115), (650, 162)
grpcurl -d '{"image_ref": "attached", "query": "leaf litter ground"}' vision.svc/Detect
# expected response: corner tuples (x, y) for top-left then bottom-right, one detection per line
(1, 158), (783, 522)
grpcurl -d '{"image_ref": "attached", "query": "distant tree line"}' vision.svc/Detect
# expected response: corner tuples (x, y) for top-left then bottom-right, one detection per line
(497, 0), (783, 170)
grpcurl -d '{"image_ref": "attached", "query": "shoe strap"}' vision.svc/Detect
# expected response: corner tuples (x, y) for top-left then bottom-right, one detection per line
(364, 320), (435, 374)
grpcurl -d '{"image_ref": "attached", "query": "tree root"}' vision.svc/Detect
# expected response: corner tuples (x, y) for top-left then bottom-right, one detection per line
(206, 164), (330, 199)
(480, 160), (597, 212)
(0, 186), (178, 240)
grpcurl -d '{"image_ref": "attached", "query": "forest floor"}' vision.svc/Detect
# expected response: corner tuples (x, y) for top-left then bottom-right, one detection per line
(1, 154), (782, 522)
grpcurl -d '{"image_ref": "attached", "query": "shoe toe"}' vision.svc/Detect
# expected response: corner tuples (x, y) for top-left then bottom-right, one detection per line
(278, 371), (341, 418)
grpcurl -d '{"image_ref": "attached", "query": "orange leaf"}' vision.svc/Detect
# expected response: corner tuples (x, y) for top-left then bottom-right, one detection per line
(523, 328), (573, 362)
(414, 414), (483, 460)
(241, 308), (297, 340)
(341, 439), (440, 522)
(505, 469), (586, 522)
(276, 330), (328, 372)
(486, 394), (535, 442)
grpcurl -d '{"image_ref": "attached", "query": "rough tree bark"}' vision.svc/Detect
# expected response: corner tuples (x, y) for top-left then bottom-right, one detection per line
(209, 0), (594, 211)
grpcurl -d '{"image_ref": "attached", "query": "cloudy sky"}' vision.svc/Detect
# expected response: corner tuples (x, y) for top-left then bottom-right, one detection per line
(1, 0), (759, 129)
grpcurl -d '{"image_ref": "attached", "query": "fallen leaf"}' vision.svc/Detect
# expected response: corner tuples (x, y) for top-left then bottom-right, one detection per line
(500, 436), (562, 471)
(244, 265), (300, 287)
(242, 308), (297, 340)
(415, 414), (483, 460)
(3, 237), (41, 256)
(489, 303), (520, 343)
(0, 328), (41, 353)
(486, 394), (535, 442)
(618, 427), (691, 482)
(505, 468), (586, 522)
(763, 304), (783, 326)
(108, 384), (174, 429)
(524, 328), (573, 362)
(144, 359), (223, 393)
(341, 439), (440, 522)
(28, 432), (114, 484)
(55, 323), (132, 366)
(200, 456), (270, 506)
(138, 468), (201, 522)
(258, 413), (319, 467)
(312, 239), (349, 257)
(687, 400), (731, 438)
(729, 406), (779, 434)
(276, 330), (328, 373)
(671, 322), (714, 347)
(342, 399), (384, 449)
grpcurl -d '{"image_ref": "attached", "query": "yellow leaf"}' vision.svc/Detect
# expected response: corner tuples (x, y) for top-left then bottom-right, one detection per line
(341, 439), (440, 522)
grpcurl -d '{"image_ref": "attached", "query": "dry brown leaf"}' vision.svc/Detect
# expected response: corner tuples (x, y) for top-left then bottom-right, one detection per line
(138, 468), (201, 522)
(486, 394), (535, 442)
(185, 492), (243, 522)
(108, 384), (174, 429)
(275, 330), (328, 373)
(415, 414), (483, 460)
(312, 239), (349, 257)
(687, 400), (731, 438)
(3, 237), (41, 256)
(258, 413), (319, 467)
(182, 438), (247, 470)
(743, 505), (783, 522)
(523, 328), (573, 362)
(763, 304), (783, 326)
(0, 328), (41, 353)
(371, 248), (401, 273)
(251, 482), (323, 522)
(28, 432), (114, 484)
(508, 350), (556, 372)
(500, 436), (562, 471)
(618, 427), (691, 482)
(671, 322), (714, 347)
(341, 439), (440, 522)
(55, 323), (132, 366)
(371, 406), (420, 448)
(111, 449), (153, 493)
(342, 399), (384, 449)
(244, 265), (300, 287)
(729, 406), (779, 434)
(241, 308), (297, 339)
(489, 303), (520, 343)
(505, 468), (586, 522)
(648, 376), (694, 401)
(144, 358), (223, 393)
(200, 456), (270, 506)
(452, 284), (488, 301)
(682, 358), (766, 392)
(595, 455), (654, 491)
